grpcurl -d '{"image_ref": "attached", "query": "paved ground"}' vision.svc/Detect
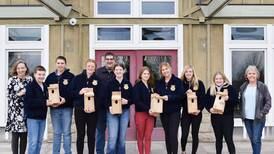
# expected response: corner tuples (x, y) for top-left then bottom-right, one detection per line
(1, 140), (274, 154)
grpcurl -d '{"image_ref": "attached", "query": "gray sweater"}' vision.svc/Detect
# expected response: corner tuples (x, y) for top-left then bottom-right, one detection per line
(239, 81), (271, 121)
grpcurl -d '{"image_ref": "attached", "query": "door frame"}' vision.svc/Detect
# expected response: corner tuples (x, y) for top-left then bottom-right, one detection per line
(0, 25), (49, 139)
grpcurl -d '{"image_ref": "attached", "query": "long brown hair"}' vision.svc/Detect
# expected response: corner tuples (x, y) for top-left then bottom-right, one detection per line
(10, 60), (29, 76)
(180, 65), (199, 90)
(210, 71), (230, 96)
(136, 66), (155, 87)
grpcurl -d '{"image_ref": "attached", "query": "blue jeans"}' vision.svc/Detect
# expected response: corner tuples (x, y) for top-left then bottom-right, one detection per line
(51, 108), (73, 154)
(244, 119), (265, 154)
(27, 118), (46, 154)
(107, 109), (130, 154)
(96, 109), (107, 154)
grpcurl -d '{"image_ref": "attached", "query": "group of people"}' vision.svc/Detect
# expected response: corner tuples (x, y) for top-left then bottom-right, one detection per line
(5, 52), (271, 154)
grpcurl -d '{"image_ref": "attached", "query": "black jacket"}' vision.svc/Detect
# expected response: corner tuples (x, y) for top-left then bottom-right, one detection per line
(24, 79), (48, 120)
(133, 81), (153, 112)
(45, 69), (75, 108)
(105, 78), (133, 110)
(69, 70), (100, 110)
(96, 66), (115, 110)
(155, 75), (184, 114)
(182, 80), (205, 115)
(205, 84), (238, 116)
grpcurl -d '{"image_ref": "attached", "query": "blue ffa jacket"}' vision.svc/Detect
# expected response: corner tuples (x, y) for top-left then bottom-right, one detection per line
(205, 83), (238, 116)
(182, 80), (205, 114)
(24, 79), (48, 120)
(156, 74), (184, 114)
(45, 69), (75, 108)
(133, 81), (153, 112)
(106, 78), (133, 110)
(69, 70), (100, 110)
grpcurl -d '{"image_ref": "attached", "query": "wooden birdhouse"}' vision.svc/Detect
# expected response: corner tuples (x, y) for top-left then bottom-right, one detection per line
(84, 88), (95, 113)
(150, 93), (163, 113)
(213, 89), (228, 114)
(111, 91), (122, 114)
(48, 84), (60, 104)
(187, 92), (198, 114)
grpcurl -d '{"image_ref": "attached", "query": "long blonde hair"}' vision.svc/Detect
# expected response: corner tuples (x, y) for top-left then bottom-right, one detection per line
(180, 65), (199, 90)
(210, 71), (230, 96)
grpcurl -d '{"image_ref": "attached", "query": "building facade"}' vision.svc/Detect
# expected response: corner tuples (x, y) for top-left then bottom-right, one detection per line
(0, 0), (273, 141)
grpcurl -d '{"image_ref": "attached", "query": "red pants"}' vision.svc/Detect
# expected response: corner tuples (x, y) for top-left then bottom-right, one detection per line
(135, 112), (155, 154)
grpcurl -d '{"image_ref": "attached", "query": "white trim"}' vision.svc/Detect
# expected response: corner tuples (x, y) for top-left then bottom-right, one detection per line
(0, 25), (6, 127)
(6, 26), (44, 44)
(89, 24), (183, 76)
(224, 24), (274, 127)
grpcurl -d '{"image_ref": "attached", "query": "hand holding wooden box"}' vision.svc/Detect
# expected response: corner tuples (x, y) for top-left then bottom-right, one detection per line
(213, 89), (228, 114)
(111, 91), (122, 114)
(48, 84), (60, 105)
(150, 93), (163, 114)
(187, 92), (198, 114)
(84, 88), (95, 113)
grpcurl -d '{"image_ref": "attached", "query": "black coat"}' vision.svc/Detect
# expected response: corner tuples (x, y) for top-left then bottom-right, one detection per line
(45, 69), (75, 108)
(133, 81), (153, 112)
(155, 75), (184, 114)
(205, 84), (238, 116)
(105, 78), (133, 110)
(69, 70), (100, 110)
(24, 79), (48, 120)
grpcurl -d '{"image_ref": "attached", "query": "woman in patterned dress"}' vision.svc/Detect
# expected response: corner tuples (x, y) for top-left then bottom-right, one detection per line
(5, 60), (32, 154)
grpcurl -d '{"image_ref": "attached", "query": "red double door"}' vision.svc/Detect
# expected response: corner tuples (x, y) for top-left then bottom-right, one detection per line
(95, 50), (177, 141)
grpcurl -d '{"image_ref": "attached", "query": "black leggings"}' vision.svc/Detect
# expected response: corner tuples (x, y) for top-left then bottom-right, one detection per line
(211, 114), (235, 154)
(160, 112), (181, 154)
(11, 132), (27, 154)
(181, 113), (202, 154)
(75, 107), (97, 154)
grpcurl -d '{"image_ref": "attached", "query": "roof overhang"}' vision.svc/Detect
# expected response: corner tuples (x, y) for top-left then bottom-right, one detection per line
(200, 0), (230, 17)
(0, 6), (59, 20)
(39, 0), (72, 17)
(214, 5), (274, 17)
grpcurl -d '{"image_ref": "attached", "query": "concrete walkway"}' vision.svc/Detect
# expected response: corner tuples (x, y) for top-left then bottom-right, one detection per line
(1, 140), (274, 154)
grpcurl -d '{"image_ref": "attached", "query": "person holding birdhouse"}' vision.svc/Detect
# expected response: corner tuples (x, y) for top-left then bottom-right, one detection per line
(180, 65), (205, 154)
(133, 66), (156, 154)
(205, 72), (237, 154)
(155, 62), (183, 154)
(45, 56), (74, 154)
(239, 65), (271, 154)
(5, 60), (32, 154)
(24, 65), (48, 154)
(105, 63), (133, 154)
(69, 59), (100, 154)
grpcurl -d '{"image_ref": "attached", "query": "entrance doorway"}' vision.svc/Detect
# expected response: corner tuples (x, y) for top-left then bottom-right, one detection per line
(95, 50), (177, 140)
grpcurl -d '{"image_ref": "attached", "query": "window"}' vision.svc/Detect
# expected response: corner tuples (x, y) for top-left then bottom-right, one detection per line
(8, 28), (41, 41)
(97, 27), (131, 41)
(142, 27), (175, 41)
(231, 27), (265, 40)
(97, 0), (131, 15)
(142, 1), (175, 15)
(95, 0), (177, 17)
(231, 50), (265, 118)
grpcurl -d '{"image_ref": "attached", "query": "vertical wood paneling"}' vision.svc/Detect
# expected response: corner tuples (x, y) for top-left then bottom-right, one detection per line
(11, 0), (28, 5)
(81, 25), (90, 66)
(229, 0), (244, 4)
(28, 0), (41, 5)
(49, 25), (62, 72)
(0, 0), (11, 5)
